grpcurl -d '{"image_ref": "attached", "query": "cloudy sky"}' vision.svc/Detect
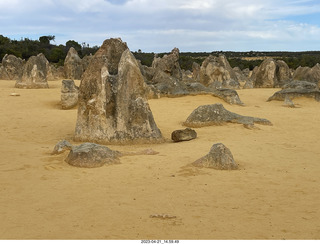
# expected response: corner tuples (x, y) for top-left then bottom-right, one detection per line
(1, 0), (320, 52)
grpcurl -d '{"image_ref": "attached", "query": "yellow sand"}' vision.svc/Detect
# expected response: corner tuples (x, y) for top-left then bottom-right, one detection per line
(0, 79), (319, 240)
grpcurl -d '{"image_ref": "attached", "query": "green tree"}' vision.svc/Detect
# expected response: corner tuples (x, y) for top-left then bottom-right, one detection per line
(39, 35), (55, 45)
(66, 40), (82, 53)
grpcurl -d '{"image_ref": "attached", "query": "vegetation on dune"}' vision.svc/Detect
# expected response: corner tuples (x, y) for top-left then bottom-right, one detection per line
(1, 35), (320, 70)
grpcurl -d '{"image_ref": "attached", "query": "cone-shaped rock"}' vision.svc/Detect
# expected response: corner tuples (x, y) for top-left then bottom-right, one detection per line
(15, 53), (49, 88)
(193, 143), (238, 170)
(64, 47), (83, 80)
(74, 38), (163, 144)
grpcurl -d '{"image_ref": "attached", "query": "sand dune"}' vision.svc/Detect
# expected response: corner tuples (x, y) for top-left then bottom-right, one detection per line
(0, 79), (319, 240)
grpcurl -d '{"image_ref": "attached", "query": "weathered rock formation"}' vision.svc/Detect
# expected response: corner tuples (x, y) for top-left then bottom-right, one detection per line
(152, 48), (182, 80)
(193, 143), (238, 170)
(74, 38), (163, 144)
(64, 47), (83, 80)
(65, 143), (122, 168)
(171, 128), (197, 142)
(199, 55), (240, 89)
(2, 54), (24, 80)
(183, 103), (272, 127)
(61, 79), (79, 109)
(252, 58), (292, 88)
(293, 64), (320, 86)
(267, 80), (320, 102)
(15, 53), (49, 88)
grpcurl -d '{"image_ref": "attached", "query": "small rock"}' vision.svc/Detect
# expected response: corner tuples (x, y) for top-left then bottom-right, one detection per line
(171, 128), (197, 142)
(52, 140), (72, 155)
(65, 143), (121, 168)
(193, 143), (238, 170)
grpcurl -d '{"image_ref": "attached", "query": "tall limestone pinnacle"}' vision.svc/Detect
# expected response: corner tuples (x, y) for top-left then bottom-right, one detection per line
(74, 38), (163, 144)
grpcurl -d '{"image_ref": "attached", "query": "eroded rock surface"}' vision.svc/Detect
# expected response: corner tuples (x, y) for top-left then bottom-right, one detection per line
(64, 47), (83, 80)
(171, 128), (197, 142)
(183, 103), (272, 127)
(74, 38), (163, 144)
(15, 53), (49, 88)
(65, 143), (121, 168)
(193, 143), (238, 170)
(267, 80), (320, 102)
(61, 79), (79, 109)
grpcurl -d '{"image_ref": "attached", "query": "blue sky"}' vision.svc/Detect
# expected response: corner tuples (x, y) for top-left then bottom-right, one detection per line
(1, 0), (320, 52)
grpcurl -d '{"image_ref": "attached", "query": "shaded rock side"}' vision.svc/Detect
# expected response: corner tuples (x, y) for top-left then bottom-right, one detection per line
(15, 53), (49, 88)
(2, 54), (24, 80)
(65, 143), (121, 168)
(183, 103), (272, 127)
(74, 38), (163, 144)
(61, 79), (79, 109)
(267, 80), (320, 102)
(171, 128), (197, 142)
(193, 143), (238, 170)
(64, 47), (83, 80)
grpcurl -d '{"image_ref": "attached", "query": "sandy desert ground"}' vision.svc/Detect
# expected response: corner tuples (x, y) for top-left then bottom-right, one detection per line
(0, 79), (319, 240)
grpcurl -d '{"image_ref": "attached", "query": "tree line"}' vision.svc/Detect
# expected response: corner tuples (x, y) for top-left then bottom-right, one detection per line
(1, 35), (320, 70)
(0, 35), (99, 66)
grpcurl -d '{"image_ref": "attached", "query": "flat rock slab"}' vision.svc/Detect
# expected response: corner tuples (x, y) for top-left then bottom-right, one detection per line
(171, 128), (197, 142)
(267, 89), (320, 102)
(267, 80), (320, 102)
(193, 143), (238, 170)
(65, 143), (122, 168)
(183, 103), (272, 127)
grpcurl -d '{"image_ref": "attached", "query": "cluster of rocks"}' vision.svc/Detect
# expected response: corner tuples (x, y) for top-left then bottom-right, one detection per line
(0, 47), (92, 88)
(139, 49), (244, 105)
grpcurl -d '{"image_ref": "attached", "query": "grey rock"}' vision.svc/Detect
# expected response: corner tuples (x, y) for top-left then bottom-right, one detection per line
(65, 143), (121, 168)
(52, 140), (73, 154)
(171, 128), (197, 142)
(267, 80), (320, 102)
(183, 103), (272, 127)
(15, 53), (49, 89)
(64, 47), (83, 80)
(210, 88), (244, 105)
(74, 38), (163, 144)
(293, 64), (320, 86)
(193, 143), (238, 170)
(2, 54), (24, 80)
(61, 79), (79, 109)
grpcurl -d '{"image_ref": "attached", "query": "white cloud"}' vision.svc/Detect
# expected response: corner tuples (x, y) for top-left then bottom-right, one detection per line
(1, 0), (320, 51)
